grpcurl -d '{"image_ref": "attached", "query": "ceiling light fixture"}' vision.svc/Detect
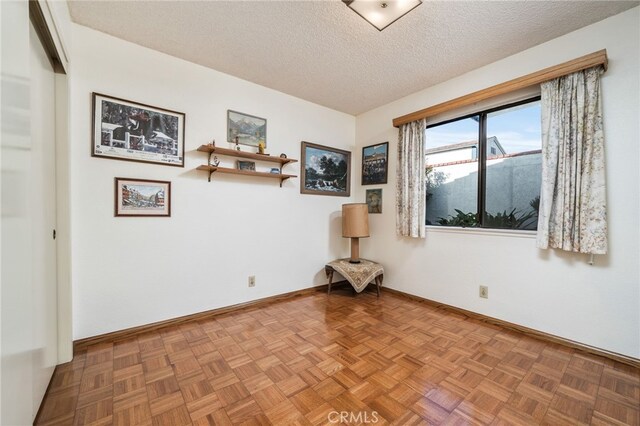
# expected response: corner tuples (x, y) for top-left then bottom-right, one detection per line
(343, 0), (422, 31)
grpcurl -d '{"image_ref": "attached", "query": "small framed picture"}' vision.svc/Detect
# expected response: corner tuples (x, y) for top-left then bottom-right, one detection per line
(301, 141), (351, 197)
(366, 189), (382, 214)
(93, 93), (185, 167)
(115, 178), (171, 217)
(227, 110), (267, 148)
(237, 160), (256, 171)
(362, 142), (389, 185)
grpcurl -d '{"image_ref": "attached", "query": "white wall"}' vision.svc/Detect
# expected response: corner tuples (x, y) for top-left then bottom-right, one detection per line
(354, 7), (640, 358)
(69, 24), (355, 340)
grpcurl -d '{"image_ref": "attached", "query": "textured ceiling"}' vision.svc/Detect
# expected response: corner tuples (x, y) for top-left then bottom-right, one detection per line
(67, 1), (638, 115)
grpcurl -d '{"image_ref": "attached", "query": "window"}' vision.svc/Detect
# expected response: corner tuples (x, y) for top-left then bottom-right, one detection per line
(425, 98), (541, 230)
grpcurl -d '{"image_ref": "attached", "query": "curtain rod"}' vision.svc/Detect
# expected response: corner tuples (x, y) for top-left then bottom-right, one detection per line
(392, 49), (608, 128)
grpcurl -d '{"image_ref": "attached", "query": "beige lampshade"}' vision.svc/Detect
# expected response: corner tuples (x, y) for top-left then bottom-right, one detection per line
(342, 203), (370, 238)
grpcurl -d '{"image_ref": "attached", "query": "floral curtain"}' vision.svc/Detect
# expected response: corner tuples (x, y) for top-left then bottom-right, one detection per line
(396, 119), (427, 238)
(537, 65), (607, 254)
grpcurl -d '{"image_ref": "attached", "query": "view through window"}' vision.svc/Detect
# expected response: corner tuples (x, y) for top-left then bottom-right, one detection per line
(425, 98), (542, 230)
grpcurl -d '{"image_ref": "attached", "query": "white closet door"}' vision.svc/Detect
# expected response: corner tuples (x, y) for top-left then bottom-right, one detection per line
(29, 20), (58, 418)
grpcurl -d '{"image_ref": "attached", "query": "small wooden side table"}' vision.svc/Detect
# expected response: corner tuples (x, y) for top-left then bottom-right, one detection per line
(325, 258), (384, 297)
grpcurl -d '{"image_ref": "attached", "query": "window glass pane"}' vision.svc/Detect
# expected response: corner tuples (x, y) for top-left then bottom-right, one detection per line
(484, 101), (541, 229)
(426, 116), (479, 226)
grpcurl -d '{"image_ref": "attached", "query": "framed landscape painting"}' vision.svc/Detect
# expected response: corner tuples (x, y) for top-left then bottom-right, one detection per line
(362, 142), (388, 185)
(115, 178), (171, 217)
(301, 141), (351, 197)
(227, 110), (267, 148)
(93, 93), (185, 167)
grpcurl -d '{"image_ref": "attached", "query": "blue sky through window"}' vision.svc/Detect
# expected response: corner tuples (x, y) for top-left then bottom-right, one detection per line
(426, 116), (479, 149)
(426, 100), (541, 154)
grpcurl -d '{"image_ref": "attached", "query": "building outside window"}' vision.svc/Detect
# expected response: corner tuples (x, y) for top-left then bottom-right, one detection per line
(425, 98), (542, 230)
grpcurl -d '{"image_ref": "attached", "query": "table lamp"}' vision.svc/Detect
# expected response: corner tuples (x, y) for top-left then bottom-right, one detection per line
(342, 203), (370, 263)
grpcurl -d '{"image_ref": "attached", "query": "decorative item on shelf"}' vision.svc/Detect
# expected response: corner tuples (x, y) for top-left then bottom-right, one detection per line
(279, 153), (287, 159)
(234, 136), (240, 151)
(258, 141), (265, 155)
(270, 168), (280, 174)
(211, 156), (220, 167)
(237, 160), (256, 171)
(342, 203), (370, 263)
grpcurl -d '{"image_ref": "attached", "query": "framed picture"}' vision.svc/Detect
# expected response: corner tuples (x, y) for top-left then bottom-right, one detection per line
(362, 142), (388, 185)
(227, 110), (267, 148)
(115, 178), (171, 217)
(366, 189), (383, 214)
(237, 160), (256, 171)
(301, 141), (351, 196)
(93, 93), (185, 167)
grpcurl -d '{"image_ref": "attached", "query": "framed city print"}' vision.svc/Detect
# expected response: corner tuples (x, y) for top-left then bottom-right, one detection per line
(115, 178), (171, 217)
(93, 93), (185, 167)
(227, 110), (267, 148)
(300, 141), (351, 196)
(362, 142), (388, 185)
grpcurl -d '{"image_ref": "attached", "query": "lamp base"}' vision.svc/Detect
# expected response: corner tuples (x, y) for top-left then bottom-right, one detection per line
(349, 237), (361, 264)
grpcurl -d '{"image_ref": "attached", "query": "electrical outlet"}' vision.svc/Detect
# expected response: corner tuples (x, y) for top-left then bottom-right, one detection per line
(248, 276), (256, 287)
(479, 285), (488, 299)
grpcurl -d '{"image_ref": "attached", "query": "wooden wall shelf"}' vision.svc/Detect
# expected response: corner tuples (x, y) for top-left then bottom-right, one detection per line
(197, 145), (298, 166)
(196, 144), (298, 187)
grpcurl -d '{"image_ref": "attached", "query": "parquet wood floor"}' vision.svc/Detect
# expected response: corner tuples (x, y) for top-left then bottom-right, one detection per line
(36, 289), (640, 425)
